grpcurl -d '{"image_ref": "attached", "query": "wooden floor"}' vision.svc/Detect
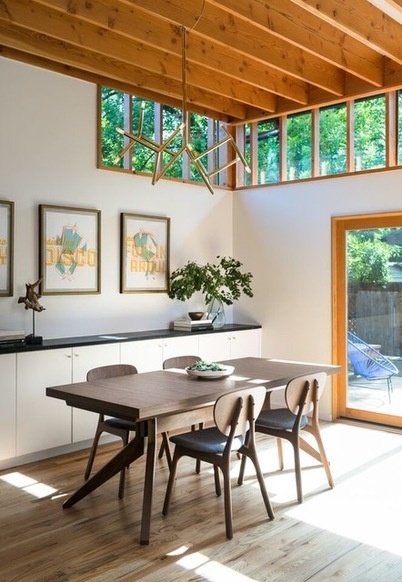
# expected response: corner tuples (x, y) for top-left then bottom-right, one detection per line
(1, 421), (401, 582)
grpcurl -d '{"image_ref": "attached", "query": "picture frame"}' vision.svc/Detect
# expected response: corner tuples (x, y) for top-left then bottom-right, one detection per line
(120, 213), (170, 293)
(39, 204), (101, 295)
(0, 200), (14, 297)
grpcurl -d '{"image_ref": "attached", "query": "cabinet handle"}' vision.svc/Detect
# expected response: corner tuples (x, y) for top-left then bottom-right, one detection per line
(66, 354), (72, 358)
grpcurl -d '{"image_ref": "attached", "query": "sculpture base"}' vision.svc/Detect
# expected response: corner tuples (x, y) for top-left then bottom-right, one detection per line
(25, 334), (43, 345)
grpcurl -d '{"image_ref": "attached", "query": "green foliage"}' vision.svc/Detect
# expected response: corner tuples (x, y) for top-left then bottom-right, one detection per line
(347, 230), (396, 287)
(100, 87), (125, 167)
(287, 112), (312, 180)
(354, 95), (386, 170)
(168, 256), (253, 305)
(319, 104), (347, 175)
(257, 119), (280, 184)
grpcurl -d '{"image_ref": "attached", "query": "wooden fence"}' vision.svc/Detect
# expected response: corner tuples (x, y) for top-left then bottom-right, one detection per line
(348, 286), (402, 357)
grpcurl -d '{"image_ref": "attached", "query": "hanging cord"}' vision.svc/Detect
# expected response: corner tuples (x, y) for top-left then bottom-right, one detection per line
(191, 0), (206, 31)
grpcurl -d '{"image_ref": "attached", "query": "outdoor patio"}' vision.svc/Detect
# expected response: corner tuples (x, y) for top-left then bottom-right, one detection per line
(347, 358), (402, 417)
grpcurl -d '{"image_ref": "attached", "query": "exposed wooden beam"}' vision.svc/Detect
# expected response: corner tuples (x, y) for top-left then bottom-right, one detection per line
(212, 0), (384, 87)
(292, 0), (402, 64)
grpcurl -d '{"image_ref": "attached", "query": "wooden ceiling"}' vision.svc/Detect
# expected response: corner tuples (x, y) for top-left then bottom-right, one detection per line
(1, 0), (402, 124)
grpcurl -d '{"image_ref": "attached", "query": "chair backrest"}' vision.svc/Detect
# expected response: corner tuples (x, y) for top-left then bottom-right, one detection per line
(347, 331), (398, 379)
(163, 355), (200, 369)
(285, 372), (327, 416)
(214, 385), (267, 438)
(86, 364), (138, 381)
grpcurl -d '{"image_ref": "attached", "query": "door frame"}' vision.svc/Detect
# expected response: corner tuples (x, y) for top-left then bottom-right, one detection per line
(332, 211), (402, 428)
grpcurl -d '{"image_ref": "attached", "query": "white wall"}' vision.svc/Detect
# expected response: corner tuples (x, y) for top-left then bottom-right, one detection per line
(0, 58), (234, 338)
(2, 58), (402, 418)
(233, 170), (402, 416)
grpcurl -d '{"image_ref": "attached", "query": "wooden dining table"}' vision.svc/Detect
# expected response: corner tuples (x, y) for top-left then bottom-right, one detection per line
(46, 356), (341, 544)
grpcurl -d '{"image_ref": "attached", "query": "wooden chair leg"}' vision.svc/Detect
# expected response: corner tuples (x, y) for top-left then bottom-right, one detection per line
(214, 466), (221, 496)
(162, 450), (180, 516)
(292, 440), (303, 503)
(302, 426), (334, 489)
(237, 453), (247, 485)
(118, 466), (126, 499)
(277, 437), (284, 470)
(244, 447), (275, 521)
(222, 467), (233, 539)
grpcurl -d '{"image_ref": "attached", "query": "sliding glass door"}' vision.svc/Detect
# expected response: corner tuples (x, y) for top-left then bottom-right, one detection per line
(332, 212), (402, 428)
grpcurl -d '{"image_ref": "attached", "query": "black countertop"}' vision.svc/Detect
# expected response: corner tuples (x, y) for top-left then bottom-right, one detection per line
(0, 324), (262, 355)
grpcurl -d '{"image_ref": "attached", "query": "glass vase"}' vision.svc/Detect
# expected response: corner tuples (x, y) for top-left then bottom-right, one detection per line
(207, 298), (226, 328)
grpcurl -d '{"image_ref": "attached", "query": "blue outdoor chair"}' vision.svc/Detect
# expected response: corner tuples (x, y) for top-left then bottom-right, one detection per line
(347, 331), (398, 403)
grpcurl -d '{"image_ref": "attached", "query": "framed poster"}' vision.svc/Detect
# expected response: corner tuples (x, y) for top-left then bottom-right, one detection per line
(39, 204), (101, 295)
(0, 201), (14, 297)
(121, 213), (170, 293)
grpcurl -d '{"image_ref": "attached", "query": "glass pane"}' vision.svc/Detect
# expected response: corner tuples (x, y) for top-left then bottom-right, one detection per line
(286, 112), (312, 180)
(243, 124), (252, 186)
(128, 98), (156, 174)
(100, 87), (126, 168)
(161, 105), (183, 179)
(347, 228), (402, 417)
(319, 104), (347, 175)
(257, 119), (280, 184)
(398, 90), (402, 165)
(354, 95), (386, 171)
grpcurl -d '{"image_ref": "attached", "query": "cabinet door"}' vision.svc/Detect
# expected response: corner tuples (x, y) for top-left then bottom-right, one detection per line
(121, 338), (162, 372)
(161, 335), (199, 364)
(121, 335), (200, 372)
(72, 343), (120, 442)
(0, 353), (16, 461)
(198, 329), (261, 361)
(229, 329), (261, 358)
(198, 332), (232, 361)
(17, 349), (72, 456)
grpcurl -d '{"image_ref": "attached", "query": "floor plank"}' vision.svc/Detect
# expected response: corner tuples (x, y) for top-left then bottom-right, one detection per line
(0, 422), (401, 581)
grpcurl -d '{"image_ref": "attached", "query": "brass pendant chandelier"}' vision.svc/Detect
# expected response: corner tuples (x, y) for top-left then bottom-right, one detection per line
(114, 26), (250, 194)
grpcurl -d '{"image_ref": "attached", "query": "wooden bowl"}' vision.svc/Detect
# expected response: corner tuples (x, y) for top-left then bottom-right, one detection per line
(188, 311), (205, 321)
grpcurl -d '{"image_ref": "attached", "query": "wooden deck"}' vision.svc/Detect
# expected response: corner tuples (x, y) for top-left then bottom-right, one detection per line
(0, 421), (401, 581)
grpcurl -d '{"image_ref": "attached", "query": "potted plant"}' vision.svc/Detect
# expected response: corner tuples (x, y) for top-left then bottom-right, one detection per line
(168, 256), (253, 327)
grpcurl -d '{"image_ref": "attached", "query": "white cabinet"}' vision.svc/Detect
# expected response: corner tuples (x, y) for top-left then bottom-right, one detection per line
(198, 329), (261, 362)
(11, 327), (260, 464)
(71, 343), (121, 442)
(0, 353), (16, 461)
(16, 343), (121, 454)
(17, 349), (72, 456)
(120, 335), (199, 372)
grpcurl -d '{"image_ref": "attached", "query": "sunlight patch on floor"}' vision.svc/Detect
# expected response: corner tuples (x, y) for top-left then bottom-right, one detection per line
(175, 550), (257, 581)
(0, 471), (58, 499)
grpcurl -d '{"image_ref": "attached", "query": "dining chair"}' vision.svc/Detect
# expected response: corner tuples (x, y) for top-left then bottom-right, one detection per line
(162, 385), (275, 539)
(239, 372), (333, 503)
(159, 355), (200, 469)
(84, 363), (138, 499)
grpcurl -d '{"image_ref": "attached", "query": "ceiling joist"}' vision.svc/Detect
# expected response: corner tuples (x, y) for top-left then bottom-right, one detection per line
(0, 0), (401, 122)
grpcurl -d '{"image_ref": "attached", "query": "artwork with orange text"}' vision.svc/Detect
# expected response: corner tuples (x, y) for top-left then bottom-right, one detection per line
(39, 204), (101, 295)
(120, 213), (170, 293)
(0, 200), (14, 297)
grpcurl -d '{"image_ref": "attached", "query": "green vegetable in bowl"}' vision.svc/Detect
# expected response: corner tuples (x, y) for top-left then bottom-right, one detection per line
(187, 360), (225, 372)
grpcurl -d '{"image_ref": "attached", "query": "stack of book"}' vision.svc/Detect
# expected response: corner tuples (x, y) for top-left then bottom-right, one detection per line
(173, 318), (214, 332)
(0, 329), (26, 349)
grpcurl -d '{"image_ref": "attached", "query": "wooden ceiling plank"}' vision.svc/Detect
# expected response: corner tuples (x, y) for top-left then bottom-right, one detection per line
(0, 20), (247, 119)
(292, 0), (402, 64)
(3, 1), (268, 113)
(128, 0), (346, 95)
(37, 0), (308, 104)
(0, 45), (233, 121)
(211, 0), (383, 87)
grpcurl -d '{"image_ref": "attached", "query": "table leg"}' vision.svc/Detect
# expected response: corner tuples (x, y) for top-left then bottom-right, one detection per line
(140, 418), (157, 545)
(63, 432), (145, 508)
